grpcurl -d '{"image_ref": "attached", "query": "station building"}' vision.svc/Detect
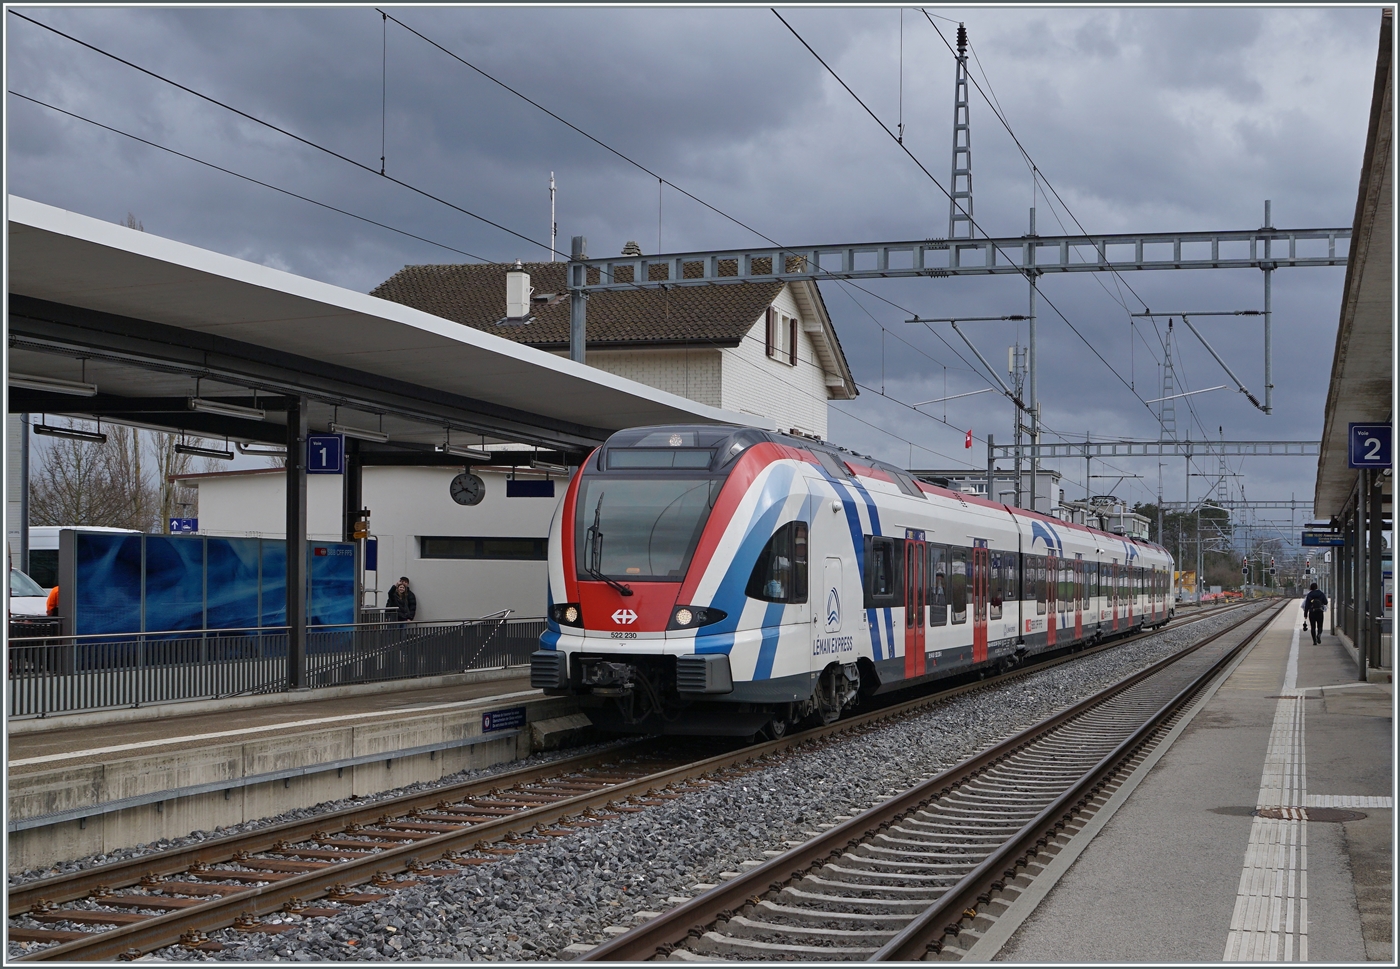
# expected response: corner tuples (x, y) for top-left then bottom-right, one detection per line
(183, 255), (859, 621)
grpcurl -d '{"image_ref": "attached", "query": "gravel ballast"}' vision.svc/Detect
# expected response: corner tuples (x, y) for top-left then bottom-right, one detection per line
(9, 606), (1262, 962)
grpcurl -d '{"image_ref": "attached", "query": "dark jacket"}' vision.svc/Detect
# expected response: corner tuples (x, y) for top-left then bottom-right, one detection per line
(1302, 590), (1327, 615)
(387, 586), (417, 621)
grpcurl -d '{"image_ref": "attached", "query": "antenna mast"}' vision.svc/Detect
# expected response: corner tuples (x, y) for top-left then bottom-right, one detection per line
(948, 24), (974, 240)
(549, 172), (557, 262)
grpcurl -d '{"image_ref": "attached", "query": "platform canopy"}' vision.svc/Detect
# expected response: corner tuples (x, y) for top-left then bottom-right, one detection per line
(1314, 15), (1394, 520)
(6, 196), (772, 454)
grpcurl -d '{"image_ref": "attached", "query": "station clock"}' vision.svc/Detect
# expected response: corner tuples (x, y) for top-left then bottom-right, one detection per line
(450, 472), (486, 506)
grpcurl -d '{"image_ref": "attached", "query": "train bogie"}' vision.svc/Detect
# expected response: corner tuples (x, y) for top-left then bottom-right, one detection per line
(532, 424), (1174, 737)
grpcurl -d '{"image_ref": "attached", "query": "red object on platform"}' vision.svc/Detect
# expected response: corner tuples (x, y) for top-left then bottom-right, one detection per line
(964, 430), (973, 449)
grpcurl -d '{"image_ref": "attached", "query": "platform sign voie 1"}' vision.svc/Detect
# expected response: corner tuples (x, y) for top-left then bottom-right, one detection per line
(1302, 531), (1346, 547)
(168, 517), (198, 534)
(307, 434), (344, 474)
(1348, 423), (1392, 469)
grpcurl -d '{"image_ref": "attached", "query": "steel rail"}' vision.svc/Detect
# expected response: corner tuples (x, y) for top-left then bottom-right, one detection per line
(874, 600), (1285, 959)
(580, 600), (1277, 961)
(10, 602), (1247, 960)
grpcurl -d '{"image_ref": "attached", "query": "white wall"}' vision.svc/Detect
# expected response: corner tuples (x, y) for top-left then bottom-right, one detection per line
(581, 349), (723, 408)
(720, 284), (830, 439)
(189, 465), (561, 621)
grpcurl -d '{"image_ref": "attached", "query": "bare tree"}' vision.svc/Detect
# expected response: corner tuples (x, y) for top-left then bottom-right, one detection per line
(124, 212), (144, 231)
(29, 419), (223, 532)
(29, 420), (155, 529)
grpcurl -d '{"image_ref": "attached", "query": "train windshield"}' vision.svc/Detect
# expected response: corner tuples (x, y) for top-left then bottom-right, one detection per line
(575, 477), (723, 582)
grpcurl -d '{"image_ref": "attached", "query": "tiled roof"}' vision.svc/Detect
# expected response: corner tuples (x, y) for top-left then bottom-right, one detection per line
(371, 262), (787, 349)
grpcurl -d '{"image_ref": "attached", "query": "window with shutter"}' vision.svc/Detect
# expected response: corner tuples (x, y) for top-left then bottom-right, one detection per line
(788, 316), (798, 366)
(765, 307), (775, 358)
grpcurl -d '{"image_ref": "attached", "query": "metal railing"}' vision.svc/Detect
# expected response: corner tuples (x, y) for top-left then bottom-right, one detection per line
(7, 613), (545, 719)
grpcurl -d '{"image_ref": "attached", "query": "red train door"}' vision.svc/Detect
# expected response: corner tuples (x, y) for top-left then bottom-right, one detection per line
(972, 541), (988, 662)
(1111, 561), (1119, 633)
(1045, 552), (1057, 648)
(904, 539), (926, 678)
(1128, 566), (1134, 626)
(1074, 554), (1084, 640)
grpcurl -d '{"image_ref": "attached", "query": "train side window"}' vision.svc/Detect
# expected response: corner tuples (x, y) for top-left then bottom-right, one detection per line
(746, 521), (808, 603)
(1089, 561), (1098, 599)
(949, 547), (968, 623)
(989, 551), (1004, 620)
(1034, 555), (1046, 615)
(1004, 552), (1019, 608)
(928, 545), (948, 626)
(863, 536), (903, 607)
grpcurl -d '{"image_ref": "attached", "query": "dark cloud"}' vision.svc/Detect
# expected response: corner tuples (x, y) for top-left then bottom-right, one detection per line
(5, 5), (1381, 518)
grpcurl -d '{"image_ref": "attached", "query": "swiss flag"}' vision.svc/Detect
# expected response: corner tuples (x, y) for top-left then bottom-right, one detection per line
(964, 429), (973, 449)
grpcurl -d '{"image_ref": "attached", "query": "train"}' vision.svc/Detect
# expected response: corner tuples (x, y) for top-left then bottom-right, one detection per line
(530, 424), (1175, 738)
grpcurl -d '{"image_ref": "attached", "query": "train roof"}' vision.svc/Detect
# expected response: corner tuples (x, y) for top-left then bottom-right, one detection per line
(599, 424), (1171, 558)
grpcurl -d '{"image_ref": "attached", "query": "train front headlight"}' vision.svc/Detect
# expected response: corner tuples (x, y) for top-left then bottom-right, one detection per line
(668, 605), (727, 630)
(551, 603), (584, 627)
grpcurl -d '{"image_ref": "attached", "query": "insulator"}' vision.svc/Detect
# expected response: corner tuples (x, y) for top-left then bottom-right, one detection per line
(957, 24), (968, 56)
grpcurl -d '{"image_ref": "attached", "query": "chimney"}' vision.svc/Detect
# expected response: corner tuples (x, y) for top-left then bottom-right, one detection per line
(505, 260), (533, 320)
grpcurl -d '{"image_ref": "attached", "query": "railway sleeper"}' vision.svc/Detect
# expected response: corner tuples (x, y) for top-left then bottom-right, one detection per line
(827, 859), (965, 879)
(749, 899), (914, 926)
(694, 930), (878, 960)
(715, 914), (901, 946)
(821, 864), (961, 885)
(792, 876), (948, 900)
(857, 843), (992, 862)
(887, 823), (1009, 843)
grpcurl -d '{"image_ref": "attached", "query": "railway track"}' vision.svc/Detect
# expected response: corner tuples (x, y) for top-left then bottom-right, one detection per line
(6, 602), (1254, 961)
(583, 599), (1282, 962)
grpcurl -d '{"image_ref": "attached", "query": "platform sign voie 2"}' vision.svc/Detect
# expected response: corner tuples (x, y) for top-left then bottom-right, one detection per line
(307, 434), (344, 474)
(1348, 423), (1392, 469)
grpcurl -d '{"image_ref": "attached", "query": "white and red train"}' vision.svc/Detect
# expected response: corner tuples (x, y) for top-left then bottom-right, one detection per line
(531, 425), (1175, 737)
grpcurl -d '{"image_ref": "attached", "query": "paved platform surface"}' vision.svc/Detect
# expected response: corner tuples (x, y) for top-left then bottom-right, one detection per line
(998, 604), (1394, 963)
(8, 672), (535, 770)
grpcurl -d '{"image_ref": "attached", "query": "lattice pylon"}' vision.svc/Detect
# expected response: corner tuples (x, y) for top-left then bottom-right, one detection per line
(948, 24), (974, 240)
(1159, 321), (1178, 441)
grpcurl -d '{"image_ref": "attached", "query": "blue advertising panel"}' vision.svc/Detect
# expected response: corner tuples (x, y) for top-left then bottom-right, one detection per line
(67, 533), (357, 634)
(1349, 423), (1392, 469)
(73, 532), (143, 635)
(144, 537), (205, 631)
(260, 541), (287, 627)
(309, 543), (357, 625)
(207, 537), (261, 629)
(307, 434), (344, 474)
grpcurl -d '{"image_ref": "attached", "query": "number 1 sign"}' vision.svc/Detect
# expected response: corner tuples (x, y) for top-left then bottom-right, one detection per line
(1348, 423), (1392, 469)
(307, 433), (344, 474)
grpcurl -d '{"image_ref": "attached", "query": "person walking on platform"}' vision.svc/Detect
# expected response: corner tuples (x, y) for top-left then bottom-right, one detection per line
(1301, 583), (1327, 645)
(387, 576), (417, 622)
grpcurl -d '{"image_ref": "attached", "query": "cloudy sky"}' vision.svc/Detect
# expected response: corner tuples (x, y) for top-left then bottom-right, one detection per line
(5, 5), (1383, 531)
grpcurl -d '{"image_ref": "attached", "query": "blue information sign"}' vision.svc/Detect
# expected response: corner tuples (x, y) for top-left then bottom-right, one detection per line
(168, 517), (198, 534)
(307, 434), (344, 474)
(1302, 531), (1345, 547)
(482, 707), (527, 733)
(1348, 423), (1391, 469)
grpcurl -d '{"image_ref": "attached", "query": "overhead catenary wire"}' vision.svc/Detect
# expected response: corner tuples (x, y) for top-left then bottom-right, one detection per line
(8, 9), (565, 258)
(771, 9), (1167, 427)
(8, 90), (491, 262)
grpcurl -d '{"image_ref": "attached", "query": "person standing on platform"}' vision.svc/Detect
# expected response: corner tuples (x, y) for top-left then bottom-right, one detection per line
(387, 576), (417, 622)
(1301, 582), (1327, 645)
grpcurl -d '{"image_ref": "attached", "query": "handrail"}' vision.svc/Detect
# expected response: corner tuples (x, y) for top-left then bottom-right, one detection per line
(8, 611), (540, 644)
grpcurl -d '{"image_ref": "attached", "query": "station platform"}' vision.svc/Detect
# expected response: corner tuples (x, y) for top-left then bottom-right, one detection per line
(6, 670), (587, 873)
(990, 603), (1394, 962)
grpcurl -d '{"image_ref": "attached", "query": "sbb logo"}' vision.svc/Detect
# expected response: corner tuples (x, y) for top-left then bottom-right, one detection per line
(611, 609), (638, 625)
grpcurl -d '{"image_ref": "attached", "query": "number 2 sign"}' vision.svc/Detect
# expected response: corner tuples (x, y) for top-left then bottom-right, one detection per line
(307, 433), (344, 474)
(1348, 423), (1391, 469)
